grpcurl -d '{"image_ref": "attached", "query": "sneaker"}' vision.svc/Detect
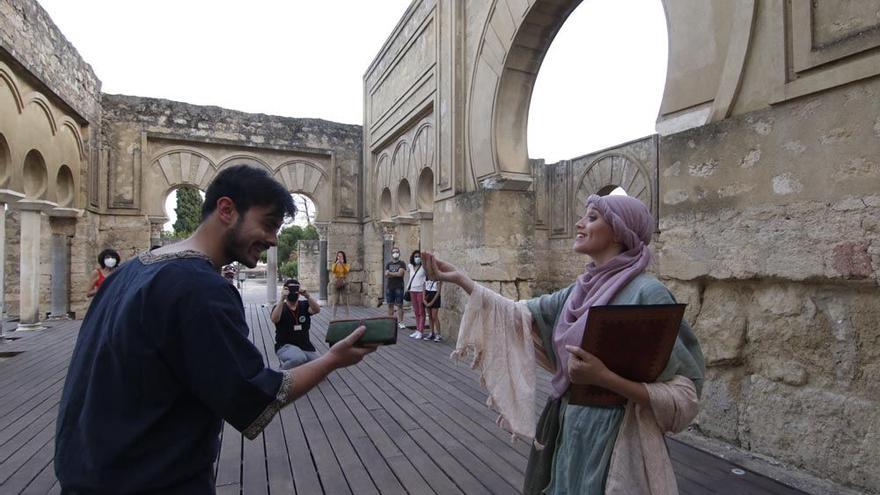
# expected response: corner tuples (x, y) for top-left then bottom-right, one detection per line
(398, 322), (407, 329)
(409, 331), (421, 338)
(433, 335), (443, 343)
(422, 333), (434, 340)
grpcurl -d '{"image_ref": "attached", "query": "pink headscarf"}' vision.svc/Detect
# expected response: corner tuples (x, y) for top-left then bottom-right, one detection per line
(550, 194), (655, 398)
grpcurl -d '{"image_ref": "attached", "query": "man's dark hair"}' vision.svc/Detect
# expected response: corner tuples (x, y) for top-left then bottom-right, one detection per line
(98, 249), (120, 268)
(284, 278), (300, 287)
(202, 164), (296, 222)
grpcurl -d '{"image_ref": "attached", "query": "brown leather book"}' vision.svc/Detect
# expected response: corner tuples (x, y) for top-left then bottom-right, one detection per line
(568, 304), (686, 407)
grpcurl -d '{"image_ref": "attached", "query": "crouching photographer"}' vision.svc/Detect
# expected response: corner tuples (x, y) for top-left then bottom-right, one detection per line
(271, 278), (321, 369)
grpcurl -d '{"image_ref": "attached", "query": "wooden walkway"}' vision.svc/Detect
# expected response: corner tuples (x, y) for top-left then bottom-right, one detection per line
(0, 305), (808, 494)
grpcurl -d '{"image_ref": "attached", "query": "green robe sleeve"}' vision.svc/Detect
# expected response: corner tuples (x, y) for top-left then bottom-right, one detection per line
(525, 285), (575, 370)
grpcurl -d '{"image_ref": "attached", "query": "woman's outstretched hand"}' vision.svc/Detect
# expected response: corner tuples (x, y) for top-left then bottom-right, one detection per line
(423, 252), (475, 295)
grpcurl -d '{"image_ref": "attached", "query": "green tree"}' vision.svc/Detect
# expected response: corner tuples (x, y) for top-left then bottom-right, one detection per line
(258, 224), (320, 264)
(172, 187), (203, 238)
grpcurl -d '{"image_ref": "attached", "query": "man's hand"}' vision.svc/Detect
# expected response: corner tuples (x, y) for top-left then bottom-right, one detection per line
(565, 345), (612, 386)
(326, 326), (378, 368)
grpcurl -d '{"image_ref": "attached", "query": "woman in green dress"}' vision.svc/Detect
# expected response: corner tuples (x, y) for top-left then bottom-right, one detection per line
(424, 194), (705, 494)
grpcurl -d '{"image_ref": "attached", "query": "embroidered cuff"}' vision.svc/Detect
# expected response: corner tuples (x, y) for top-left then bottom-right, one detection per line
(242, 369), (292, 440)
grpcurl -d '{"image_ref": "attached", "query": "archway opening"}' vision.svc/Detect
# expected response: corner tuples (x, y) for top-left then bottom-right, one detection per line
(22, 150), (48, 199)
(288, 193), (317, 227)
(396, 179), (412, 216)
(162, 185), (205, 239)
(416, 168), (434, 211)
(527, 1), (668, 163)
(56, 165), (75, 207)
(379, 187), (392, 220)
(0, 134), (10, 188)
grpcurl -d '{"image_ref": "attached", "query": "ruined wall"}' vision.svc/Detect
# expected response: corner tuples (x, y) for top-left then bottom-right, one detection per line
(655, 79), (880, 491)
(296, 240), (320, 294)
(0, 0), (101, 122)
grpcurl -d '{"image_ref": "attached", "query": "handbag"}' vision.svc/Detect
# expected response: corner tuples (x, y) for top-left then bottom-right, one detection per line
(325, 317), (398, 346)
(403, 264), (421, 302)
(334, 278), (346, 290)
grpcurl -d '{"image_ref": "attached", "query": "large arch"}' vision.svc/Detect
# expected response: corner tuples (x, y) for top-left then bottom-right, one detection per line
(273, 159), (331, 222)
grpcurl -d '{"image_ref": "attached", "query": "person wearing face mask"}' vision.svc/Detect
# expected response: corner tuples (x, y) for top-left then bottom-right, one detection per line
(271, 279), (321, 369)
(384, 247), (407, 328)
(406, 250), (427, 339)
(87, 249), (121, 298)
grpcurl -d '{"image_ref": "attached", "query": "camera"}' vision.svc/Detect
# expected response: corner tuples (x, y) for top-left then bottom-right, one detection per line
(286, 284), (300, 301)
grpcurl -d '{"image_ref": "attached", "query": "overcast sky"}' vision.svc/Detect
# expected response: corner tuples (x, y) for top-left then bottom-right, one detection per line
(39, 0), (666, 170)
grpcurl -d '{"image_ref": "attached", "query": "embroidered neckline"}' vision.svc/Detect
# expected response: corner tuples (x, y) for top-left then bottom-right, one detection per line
(138, 249), (214, 266)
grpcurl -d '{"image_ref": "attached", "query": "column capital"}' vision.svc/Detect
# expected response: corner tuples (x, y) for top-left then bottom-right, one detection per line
(314, 221), (330, 241)
(0, 189), (24, 204)
(16, 199), (57, 213)
(49, 207), (83, 218)
(378, 221), (396, 241)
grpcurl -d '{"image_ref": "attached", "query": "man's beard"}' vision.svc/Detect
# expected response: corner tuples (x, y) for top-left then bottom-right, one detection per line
(222, 218), (257, 268)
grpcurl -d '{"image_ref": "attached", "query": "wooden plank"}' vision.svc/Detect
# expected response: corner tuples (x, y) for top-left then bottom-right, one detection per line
(19, 458), (57, 495)
(240, 306), (269, 495)
(249, 305), (298, 495)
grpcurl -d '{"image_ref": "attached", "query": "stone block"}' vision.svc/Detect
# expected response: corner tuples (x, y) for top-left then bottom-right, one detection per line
(693, 284), (749, 366)
(743, 377), (880, 492)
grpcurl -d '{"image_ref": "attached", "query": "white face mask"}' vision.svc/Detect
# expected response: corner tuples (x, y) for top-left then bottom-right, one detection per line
(413, 257), (421, 265)
(392, 252), (400, 259)
(104, 258), (118, 268)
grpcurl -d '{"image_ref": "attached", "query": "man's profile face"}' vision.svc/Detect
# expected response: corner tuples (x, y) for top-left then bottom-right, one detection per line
(223, 205), (282, 268)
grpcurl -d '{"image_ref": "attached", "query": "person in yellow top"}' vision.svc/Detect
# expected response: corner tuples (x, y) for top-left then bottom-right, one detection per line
(330, 250), (351, 318)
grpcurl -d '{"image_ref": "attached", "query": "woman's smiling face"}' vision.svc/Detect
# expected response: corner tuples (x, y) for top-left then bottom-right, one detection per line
(573, 206), (616, 257)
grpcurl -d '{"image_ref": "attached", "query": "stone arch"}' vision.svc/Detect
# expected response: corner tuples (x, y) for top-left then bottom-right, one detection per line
(574, 153), (653, 219)
(391, 139), (409, 183)
(154, 149), (217, 191)
(0, 64), (24, 114)
(467, 0), (668, 189)
(22, 149), (49, 199)
(0, 133), (10, 188)
(396, 179), (412, 216)
(416, 167), (434, 211)
(409, 122), (434, 180)
(23, 92), (58, 135)
(59, 118), (86, 161)
(55, 164), (75, 207)
(216, 153), (273, 175)
(274, 159), (330, 222)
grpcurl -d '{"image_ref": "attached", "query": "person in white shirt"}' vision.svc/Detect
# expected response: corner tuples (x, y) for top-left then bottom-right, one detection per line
(423, 277), (443, 342)
(406, 250), (427, 338)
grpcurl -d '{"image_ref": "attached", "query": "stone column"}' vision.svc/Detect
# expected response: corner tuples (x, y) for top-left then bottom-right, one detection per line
(147, 216), (167, 248)
(48, 209), (80, 320)
(315, 222), (329, 302)
(380, 222), (396, 299)
(0, 191), (23, 328)
(49, 233), (70, 319)
(266, 246), (278, 304)
(414, 211), (434, 252)
(17, 200), (54, 330)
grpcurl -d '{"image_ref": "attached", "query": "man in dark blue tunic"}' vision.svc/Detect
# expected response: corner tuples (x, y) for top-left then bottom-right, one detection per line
(55, 165), (376, 494)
